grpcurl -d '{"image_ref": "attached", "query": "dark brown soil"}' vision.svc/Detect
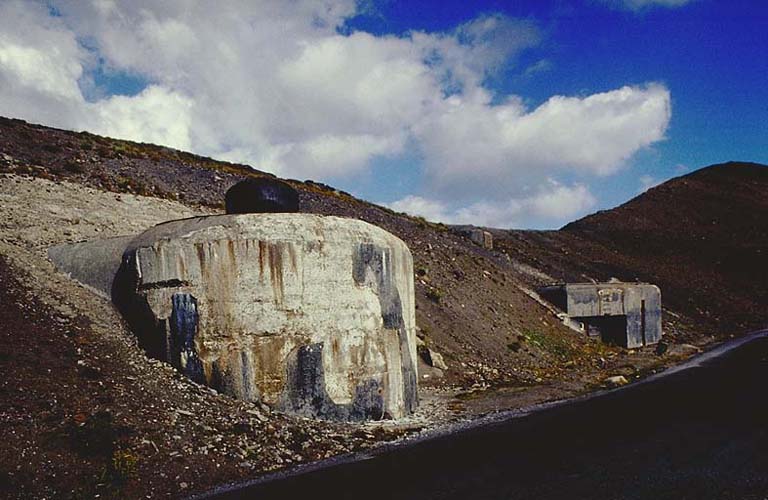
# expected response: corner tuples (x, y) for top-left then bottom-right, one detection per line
(0, 252), (412, 499)
(1, 116), (765, 498)
(0, 255), (110, 498)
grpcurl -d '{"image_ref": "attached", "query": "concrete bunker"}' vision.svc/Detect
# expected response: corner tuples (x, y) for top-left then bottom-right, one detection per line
(538, 282), (662, 349)
(48, 180), (419, 421)
(114, 214), (419, 421)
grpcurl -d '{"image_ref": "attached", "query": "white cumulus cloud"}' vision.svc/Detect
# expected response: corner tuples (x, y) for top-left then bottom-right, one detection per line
(0, 0), (672, 228)
(412, 83), (671, 204)
(0, 1), (87, 127)
(90, 86), (194, 151)
(389, 181), (597, 228)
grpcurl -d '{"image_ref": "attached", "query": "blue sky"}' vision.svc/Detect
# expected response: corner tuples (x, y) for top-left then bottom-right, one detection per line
(0, 0), (766, 228)
(339, 0), (768, 215)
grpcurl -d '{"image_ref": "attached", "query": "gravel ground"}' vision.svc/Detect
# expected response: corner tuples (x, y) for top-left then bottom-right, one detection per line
(0, 172), (712, 499)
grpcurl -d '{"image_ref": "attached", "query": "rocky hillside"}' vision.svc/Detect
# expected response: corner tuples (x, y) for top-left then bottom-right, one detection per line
(495, 162), (768, 338)
(0, 116), (603, 388)
(1, 116), (763, 498)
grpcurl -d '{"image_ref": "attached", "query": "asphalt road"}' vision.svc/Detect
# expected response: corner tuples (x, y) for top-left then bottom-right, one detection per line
(206, 333), (768, 500)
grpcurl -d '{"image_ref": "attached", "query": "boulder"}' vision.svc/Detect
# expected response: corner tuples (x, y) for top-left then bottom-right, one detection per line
(604, 375), (629, 387)
(469, 229), (493, 250)
(429, 351), (448, 371)
(669, 343), (702, 357)
(225, 178), (299, 214)
(114, 213), (418, 421)
(418, 345), (448, 371)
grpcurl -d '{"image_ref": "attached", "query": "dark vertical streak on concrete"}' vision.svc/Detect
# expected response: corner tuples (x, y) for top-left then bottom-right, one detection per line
(241, 350), (254, 401)
(258, 240), (266, 279)
(288, 243), (298, 274)
(170, 293), (205, 384)
(209, 361), (226, 394)
(227, 240), (237, 266)
(267, 242), (284, 305)
(280, 343), (385, 421)
(195, 242), (206, 269)
(352, 243), (418, 414)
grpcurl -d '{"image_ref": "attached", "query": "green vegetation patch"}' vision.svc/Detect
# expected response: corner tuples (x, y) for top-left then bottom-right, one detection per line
(521, 329), (576, 360)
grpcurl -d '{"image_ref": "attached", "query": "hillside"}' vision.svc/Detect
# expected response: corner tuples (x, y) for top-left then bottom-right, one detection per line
(495, 162), (768, 338)
(0, 117), (610, 497)
(1, 116), (764, 497)
(0, 116), (602, 388)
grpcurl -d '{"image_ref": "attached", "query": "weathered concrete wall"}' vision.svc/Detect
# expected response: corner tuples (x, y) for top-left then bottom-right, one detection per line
(540, 282), (662, 349)
(565, 284), (627, 318)
(625, 284), (662, 348)
(48, 235), (136, 299)
(114, 213), (418, 420)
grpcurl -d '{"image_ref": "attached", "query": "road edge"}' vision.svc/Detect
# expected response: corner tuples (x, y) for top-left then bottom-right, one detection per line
(192, 329), (768, 499)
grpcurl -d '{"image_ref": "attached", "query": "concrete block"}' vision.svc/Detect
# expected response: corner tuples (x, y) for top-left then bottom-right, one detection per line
(539, 282), (663, 349)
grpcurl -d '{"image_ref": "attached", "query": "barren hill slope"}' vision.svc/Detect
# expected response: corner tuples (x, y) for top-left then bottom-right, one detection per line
(496, 162), (768, 337)
(0, 116), (602, 388)
(0, 117), (611, 497)
(1, 116), (764, 497)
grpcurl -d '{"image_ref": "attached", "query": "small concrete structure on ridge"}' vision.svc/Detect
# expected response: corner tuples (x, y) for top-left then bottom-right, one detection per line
(539, 282), (662, 349)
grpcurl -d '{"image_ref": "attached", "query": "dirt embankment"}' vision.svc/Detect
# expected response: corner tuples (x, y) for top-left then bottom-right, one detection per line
(0, 173), (632, 499)
(0, 175), (424, 498)
(1, 117), (758, 498)
(0, 116), (615, 388)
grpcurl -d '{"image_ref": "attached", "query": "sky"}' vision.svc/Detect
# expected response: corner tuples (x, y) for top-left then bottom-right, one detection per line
(0, 0), (765, 229)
